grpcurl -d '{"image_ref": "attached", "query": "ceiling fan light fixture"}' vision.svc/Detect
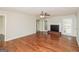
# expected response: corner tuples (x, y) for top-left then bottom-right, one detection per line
(40, 15), (45, 18)
(39, 11), (50, 18)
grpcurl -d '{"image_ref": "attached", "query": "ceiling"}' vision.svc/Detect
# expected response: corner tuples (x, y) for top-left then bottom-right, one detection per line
(0, 7), (78, 16)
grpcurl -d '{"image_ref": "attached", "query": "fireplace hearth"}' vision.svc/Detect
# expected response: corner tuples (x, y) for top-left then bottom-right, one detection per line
(48, 25), (61, 37)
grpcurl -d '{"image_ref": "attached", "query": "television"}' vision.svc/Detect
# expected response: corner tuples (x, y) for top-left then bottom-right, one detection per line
(50, 25), (59, 32)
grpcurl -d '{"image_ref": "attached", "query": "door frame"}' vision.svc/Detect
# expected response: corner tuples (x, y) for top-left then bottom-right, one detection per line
(0, 14), (7, 41)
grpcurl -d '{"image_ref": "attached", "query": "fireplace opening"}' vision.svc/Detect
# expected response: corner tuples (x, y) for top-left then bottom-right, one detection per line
(50, 25), (59, 32)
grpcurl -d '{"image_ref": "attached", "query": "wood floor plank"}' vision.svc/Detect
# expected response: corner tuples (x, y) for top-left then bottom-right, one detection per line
(6, 33), (79, 52)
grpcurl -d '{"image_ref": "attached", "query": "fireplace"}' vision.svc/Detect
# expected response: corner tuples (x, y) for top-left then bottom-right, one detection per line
(50, 25), (59, 32)
(48, 25), (61, 37)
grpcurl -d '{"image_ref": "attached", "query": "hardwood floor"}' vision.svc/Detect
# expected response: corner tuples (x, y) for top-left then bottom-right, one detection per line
(5, 33), (79, 52)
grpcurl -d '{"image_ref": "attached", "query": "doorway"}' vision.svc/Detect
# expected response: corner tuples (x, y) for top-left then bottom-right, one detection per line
(0, 15), (6, 51)
(36, 19), (47, 33)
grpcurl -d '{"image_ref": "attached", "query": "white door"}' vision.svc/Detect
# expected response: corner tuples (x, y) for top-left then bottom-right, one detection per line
(62, 18), (73, 36)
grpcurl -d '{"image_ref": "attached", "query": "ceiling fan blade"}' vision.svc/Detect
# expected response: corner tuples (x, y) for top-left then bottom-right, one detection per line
(45, 13), (50, 16)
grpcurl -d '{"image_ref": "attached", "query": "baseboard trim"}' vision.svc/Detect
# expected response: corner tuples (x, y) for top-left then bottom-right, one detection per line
(76, 39), (79, 47)
(5, 33), (36, 41)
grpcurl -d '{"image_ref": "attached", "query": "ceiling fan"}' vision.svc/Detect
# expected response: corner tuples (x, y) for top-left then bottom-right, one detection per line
(40, 11), (50, 18)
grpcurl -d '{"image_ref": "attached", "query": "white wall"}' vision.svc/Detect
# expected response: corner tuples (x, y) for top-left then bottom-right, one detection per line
(0, 10), (36, 41)
(47, 14), (77, 36)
